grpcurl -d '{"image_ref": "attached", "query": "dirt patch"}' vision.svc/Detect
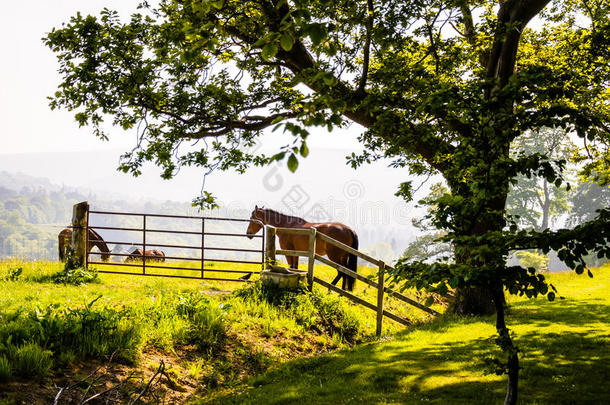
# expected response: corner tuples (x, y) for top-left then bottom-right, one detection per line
(0, 350), (198, 404)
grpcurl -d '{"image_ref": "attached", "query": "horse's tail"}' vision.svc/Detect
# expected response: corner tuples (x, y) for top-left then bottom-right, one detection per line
(346, 229), (359, 291)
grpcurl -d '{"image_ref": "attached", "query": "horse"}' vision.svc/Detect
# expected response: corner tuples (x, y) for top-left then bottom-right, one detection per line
(58, 227), (111, 262)
(246, 206), (359, 291)
(124, 248), (166, 263)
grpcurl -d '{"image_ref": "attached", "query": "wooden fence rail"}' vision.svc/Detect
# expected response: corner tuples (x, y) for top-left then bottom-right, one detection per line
(266, 225), (439, 336)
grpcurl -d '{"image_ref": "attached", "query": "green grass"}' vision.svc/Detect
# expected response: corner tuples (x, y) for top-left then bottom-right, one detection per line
(0, 258), (417, 401)
(3, 259), (604, 404)
(198, 265), (610, 404)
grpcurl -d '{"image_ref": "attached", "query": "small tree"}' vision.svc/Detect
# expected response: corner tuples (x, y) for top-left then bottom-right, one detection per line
(402, 183), (452, 263)
(568, 179), (610, 227)
(506, 127), (575, 231)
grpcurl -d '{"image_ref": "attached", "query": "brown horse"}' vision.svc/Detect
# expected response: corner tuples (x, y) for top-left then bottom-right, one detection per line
(58, 227), (111, 262)
(246, 207), (359, 291)
(125, 248), (166, 263)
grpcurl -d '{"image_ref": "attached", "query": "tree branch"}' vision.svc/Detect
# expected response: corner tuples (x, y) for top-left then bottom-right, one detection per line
(457, 1), (477, 45)
(486, 0), (552, 89)
(187, 112), (299, 138)
(215, 1), (457, 171)
(357, 0), (374, 96)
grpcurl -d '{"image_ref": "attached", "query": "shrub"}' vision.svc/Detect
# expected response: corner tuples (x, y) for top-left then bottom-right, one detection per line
(51, 267), (99, 285)
(178, 294), (227, 351)
(0, 295), (142, 384)
(312, 293), (360, 343)
(139, 292), (227, 352)
(516, 251), (550, 273)
(30, 297), (140, 363)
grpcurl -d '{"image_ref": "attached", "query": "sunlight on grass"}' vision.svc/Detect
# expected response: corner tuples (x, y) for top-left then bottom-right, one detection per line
(2, 259), (608, 404)
(198, 264), (610, 404)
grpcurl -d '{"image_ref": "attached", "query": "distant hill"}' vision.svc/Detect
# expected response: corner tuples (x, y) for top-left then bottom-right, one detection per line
(0, 172), (227, 261)
(0, 171), (417, 263)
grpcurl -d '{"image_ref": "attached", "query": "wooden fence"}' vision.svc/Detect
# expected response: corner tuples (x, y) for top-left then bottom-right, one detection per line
(265, 225), (439, 336)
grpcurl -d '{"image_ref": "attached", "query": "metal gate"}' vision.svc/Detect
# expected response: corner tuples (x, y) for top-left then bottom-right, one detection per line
(85, 209), (265, 282)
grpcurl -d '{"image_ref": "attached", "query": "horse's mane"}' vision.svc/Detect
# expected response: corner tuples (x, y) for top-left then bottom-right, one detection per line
(262, 208), (307, 225)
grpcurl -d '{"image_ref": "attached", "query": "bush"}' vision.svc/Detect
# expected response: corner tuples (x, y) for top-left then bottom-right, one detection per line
(29, 296), (140, 363)
(312, 293), (360, 343)
(138, 292), (227, 352)
(189, 304), (226, 350)
(51, 267), (99, 285)
(3, 267), (22, 281)
(234, 281), (306, 307)
(516, 251), (550, 273)
(175, 293), (226, 351)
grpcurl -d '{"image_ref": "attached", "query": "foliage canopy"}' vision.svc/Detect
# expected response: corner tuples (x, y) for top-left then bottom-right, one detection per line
(45, 1), (610, 403)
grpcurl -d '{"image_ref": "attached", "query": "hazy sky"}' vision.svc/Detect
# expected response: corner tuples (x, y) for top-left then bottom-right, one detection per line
(0, 1), (362, 155)
(0, 1), (429, 238)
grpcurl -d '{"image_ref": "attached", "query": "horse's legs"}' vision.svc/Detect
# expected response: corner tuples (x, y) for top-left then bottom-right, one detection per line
(287, 255), (298, 269)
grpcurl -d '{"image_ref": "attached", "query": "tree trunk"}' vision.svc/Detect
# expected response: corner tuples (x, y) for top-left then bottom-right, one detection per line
(447, 182), (509, 316)
(449, 285), (496, 315)
(493, 286), (519, 405)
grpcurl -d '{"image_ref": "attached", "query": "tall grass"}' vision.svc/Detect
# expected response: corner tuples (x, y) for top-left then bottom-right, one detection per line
(0, 258), (422, 394)
(233, 282), (362, 343)
(0, 296), (141, 381)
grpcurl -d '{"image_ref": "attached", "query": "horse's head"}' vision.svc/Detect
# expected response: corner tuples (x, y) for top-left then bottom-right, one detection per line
(246, 205), (265, 239)
(101, 251), (111, 262)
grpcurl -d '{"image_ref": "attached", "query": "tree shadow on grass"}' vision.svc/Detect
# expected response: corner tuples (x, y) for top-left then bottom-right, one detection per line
(509, 298), (610, 328)
(203, 323), (610, 404)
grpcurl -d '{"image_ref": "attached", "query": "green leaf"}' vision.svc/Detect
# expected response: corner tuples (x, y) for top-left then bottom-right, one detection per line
(252, 37), (267, 47)
(261, 42), (278, 61)
(271, 152), (286, 161)
(299, 142), (309, 157)
(322, 73), (337, 86)
(287, 153), (298, 173)
(308, 24), (326, 47)
(280, 32), (293, 51)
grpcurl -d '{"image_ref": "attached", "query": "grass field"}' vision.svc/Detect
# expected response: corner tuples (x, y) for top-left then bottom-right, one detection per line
(0, 258), (436, 403)
(0, 260), (608, 404)
(201, 265), (610, 404)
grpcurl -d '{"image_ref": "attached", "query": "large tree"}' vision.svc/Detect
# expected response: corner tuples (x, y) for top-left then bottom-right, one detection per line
(45, 1), (610, 403)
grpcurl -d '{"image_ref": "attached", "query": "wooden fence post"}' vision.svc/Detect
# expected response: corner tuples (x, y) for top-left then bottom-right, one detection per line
(265, 225), (276, 269)
(307, 228), (316, 291)
(376, 261), (385, 337)
(71, 201), (89, 268)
